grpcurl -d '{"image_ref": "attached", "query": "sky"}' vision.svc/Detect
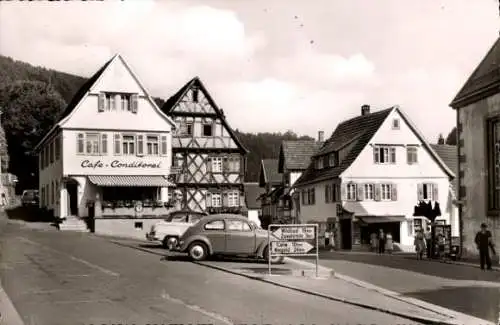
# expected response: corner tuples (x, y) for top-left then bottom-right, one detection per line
(0, 0), (499, 142)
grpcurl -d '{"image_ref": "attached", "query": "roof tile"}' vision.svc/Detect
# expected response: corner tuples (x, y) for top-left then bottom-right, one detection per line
(282, 140), (323, 171)
(260, 159), (282, 186)
(430, 144), (458, 191)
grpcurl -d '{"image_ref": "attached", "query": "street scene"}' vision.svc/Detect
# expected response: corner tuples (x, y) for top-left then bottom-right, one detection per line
(1, 0), (500, 324)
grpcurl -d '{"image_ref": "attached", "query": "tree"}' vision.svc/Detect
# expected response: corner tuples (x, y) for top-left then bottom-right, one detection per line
(445, 127), (457, 145)
(0, 80), (67, 191)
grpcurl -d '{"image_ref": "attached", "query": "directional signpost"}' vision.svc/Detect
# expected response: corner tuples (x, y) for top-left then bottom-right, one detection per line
(267, 224), (319, 277)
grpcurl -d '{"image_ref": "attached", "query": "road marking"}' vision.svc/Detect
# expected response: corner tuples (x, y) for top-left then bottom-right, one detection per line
(160, 290), (234, 325)
(17, 237), (120, 277)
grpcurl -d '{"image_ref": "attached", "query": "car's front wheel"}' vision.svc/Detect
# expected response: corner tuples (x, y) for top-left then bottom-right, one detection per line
(263, 246), (284, 264)
(188, 242), (208, 261)
(162, 236), (178, 250)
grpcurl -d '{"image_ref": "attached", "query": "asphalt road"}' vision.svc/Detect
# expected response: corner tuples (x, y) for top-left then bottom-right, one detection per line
(302, 252), (500, 323)
(0, 222), (422, 325)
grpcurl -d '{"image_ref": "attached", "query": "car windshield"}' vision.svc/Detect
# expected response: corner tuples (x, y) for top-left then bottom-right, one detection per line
(166, 212), (205, 223)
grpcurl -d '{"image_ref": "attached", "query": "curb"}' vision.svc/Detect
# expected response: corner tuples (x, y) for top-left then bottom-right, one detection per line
(0, 281), (25, 325)
(403, 256), (500, 272)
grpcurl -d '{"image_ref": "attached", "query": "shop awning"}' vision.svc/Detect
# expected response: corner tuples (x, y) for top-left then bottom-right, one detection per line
(88, 175), (174, 187)
(358, 216), (405, 224)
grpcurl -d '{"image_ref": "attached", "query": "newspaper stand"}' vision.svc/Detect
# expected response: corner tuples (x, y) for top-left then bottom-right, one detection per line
(267, 224), (319, 277)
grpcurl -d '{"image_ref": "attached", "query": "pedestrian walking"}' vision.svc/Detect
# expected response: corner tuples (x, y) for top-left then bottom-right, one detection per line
(437, 233), (446, 261)
(378, 229), (386, 254)
(414, 229), (426, 260)
(386, 232), (394, 254)
(370, 232), (378, 252)
(424, 227), (432, 258)
(475, 223), (496, 271)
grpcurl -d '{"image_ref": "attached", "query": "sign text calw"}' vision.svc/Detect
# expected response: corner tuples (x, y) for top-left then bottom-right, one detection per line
(81, 160), (161, 169)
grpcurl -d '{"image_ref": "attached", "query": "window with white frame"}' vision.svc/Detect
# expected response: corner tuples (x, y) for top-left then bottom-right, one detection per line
(373, 146), (396, 164)
(346, 183), (357, 201)
(203, 123), (213, 137)
(120, 94), (131, 111)
(211, 157), (223, 173)
(329, 153), (336, 167)
(106, 94), (116, 111)
(122, 135), (135, 155)
(407, 146), (418, 164)
(392, 118), (400, 130)
(228, 191), (239, 207)
(422, 183), (436, 200)
(211, 193), (222, 207)
(147, 135), (159, 155)
(85, 133), (100, 155)
(381, 184), (392, 201)
(364, 183), (374, 200)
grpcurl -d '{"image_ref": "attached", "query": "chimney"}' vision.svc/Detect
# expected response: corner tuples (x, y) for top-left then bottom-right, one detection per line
(318, 130), (324, 142)
(361, 104), (370, 116)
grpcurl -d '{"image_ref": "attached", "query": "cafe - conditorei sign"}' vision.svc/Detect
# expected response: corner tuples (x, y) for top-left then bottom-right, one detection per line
(80, 160), (161, 169)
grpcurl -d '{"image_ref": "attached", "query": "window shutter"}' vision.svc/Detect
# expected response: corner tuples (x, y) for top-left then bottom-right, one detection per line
(391, 183), (398, 201)
(356, 183), (364, 201)
(406, 148), (411, 165)
(101, 134), (108, 154)
(205, 191), (212, 208)
(432, 183), (439, 201)
(137, 134), (144, 156)
(160, 135), (168, 156)
(340, 184), (347, 201)
(222, 191), (229, 207)
(374, 184), (381, 201)
(114, 133), (121, 155)
(207, 157), (212, 172)
(390, 147), (396, 163)
(325, 185), (330, 203)
(98, 93), (105, 112)
(373, 147), (379, 163)
(131, 94), (138, 113)
(417, 183), (424, 201)
(77, 133), (84, 154)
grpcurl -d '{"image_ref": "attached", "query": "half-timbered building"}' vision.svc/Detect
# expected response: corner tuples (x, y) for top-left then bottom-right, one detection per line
(161, 77), (248, 214)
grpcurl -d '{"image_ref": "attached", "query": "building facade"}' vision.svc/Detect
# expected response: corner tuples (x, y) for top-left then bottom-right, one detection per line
(34, 54), (177, 237)
(258, 159), (282, 222)
(294, 105), (456, 251)
(161, 77), (248, 214)
(277, 137), (324, 223)
(450, 36), (500, 255)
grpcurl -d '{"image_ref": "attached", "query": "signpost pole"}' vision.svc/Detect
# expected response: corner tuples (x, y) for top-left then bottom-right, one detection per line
(315, 224), (319, 278)
(268, 225), (272, 276)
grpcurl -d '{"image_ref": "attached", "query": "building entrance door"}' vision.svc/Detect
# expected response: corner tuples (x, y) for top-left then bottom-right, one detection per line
(340, 219), (352, 250)
(66, 182), (78, 216)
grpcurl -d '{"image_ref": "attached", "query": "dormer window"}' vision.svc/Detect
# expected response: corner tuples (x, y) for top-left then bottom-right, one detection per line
(315, 157), (324, 169)
(328, 153), (337, 167)
(121, 94), (131, 111)
(392, 118), (400, 130)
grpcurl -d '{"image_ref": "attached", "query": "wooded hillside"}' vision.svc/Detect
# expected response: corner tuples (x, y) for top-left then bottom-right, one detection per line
(0, 55), (312, 185)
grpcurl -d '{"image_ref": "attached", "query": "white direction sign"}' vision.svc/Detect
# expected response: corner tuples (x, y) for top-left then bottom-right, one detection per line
(270, 241), (314, 255)
(272, 226), (315, 240)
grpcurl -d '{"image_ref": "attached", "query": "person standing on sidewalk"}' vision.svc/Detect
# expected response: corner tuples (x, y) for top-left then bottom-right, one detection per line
(414, 229), (426, 260)
(378, 229), (386, 254)
(386, 232), (394, 254)
(424, 227), (432, 258)
(370, 232), (378, 252)
(475, 223), (496, 270)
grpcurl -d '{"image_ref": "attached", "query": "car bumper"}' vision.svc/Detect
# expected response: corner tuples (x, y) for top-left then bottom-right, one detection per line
(146, 233), (159, 241)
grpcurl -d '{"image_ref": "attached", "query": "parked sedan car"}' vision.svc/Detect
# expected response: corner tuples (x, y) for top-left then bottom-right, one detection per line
(21, 189), (39, 207)
(176, 214), (284, 264)
(146, 209), (208, 249)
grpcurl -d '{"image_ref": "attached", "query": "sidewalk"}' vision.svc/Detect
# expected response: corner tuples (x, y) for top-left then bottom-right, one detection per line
(326, 249), (500, 271)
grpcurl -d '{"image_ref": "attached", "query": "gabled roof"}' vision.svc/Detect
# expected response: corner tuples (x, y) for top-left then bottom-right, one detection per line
(430, 144), (458, 191)
(244, 182), (265, 209)
(34, 54), (176, 152)
(295, 106), (454, 187)
(278, 140), (323, 173)
(259, 159), (282, 187)
(161, 76), (249, 154)
(295, 108), (392, 186)
(450, 37), (500, 109)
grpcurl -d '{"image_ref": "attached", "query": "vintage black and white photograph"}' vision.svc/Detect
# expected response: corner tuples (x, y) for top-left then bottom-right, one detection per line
(0, 0), (499, 324)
